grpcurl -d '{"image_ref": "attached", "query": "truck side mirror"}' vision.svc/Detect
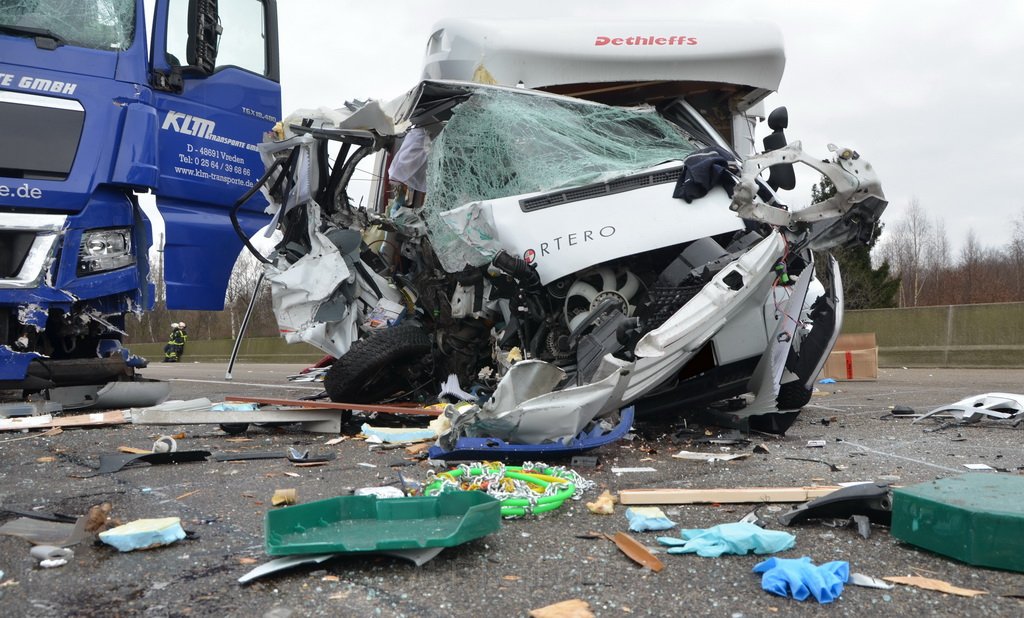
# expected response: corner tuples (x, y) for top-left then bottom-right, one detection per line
(763, 106), (796, 191)
(186, 0), (220, 74)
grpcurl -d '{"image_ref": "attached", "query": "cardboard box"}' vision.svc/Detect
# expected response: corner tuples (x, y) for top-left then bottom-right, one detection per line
(822, 333), (878, 381)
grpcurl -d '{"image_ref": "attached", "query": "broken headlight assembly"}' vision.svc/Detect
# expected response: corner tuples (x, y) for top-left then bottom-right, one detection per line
(77, 227), (134, 275)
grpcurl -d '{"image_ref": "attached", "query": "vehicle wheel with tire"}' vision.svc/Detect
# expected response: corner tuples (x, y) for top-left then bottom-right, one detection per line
(324, 325), (433, 405)
(776, 380), (813, 410)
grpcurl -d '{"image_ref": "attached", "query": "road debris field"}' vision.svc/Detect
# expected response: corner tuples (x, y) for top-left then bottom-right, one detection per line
(2, 364), (1024, 617)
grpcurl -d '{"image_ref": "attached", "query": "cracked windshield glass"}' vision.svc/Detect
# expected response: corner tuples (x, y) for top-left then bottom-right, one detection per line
(0, 0), (135, 50)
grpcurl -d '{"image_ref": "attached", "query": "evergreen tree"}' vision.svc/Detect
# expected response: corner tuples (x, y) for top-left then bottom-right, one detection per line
(811, 177), (900, 309)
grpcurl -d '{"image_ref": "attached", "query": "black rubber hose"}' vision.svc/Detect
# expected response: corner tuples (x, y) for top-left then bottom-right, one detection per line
(492, 250), (540, 288)
(230, 157), (285, 264)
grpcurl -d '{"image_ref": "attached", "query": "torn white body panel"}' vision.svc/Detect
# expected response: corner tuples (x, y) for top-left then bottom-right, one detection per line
(915, 393), (1024, 424)
(265, 204), (358, 359)
(444, 179), (744, 285)
(444, 233), (784, 444)
(743, 255), (817, 414)
(446, 359), (628, 445)
(618, 233), (783, 403)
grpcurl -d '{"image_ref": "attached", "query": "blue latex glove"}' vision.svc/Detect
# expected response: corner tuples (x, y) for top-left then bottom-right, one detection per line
(626, 507), (677, 532)
(752, 557), (849, 603)
(657, 522), (795, 557)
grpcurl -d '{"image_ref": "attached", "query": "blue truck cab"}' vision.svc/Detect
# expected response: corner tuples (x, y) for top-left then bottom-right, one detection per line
(0, 0), (280, 393)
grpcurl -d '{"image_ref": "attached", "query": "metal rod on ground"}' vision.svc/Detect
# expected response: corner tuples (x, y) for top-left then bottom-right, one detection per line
(226, 271), (266, 381)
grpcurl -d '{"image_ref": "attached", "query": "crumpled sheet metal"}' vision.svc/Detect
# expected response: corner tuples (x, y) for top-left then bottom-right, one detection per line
(634, 232), (783, 359)
(265, 203), (359, 359)
(730, 141), (885, 238)
(441, 234), (785, 445)
(443, 360), (627, 445)
(744, 253), (817, 411)
(913, 392), (1024, 424)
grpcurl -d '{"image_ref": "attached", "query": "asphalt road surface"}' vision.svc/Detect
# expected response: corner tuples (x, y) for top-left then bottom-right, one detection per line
(2, 363), (1024, 617)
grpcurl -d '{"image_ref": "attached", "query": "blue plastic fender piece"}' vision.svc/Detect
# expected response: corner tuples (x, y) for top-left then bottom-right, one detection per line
(657, 522), (796, 557)
(626, 507), (677, 532)
(362, 423), (437, 444)
(426, 406), (634, 462)
(0, 348), (41, 382)
(752, 556), (849, 603)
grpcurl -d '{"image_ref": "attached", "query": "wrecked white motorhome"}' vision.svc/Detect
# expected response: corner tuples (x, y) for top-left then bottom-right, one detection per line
(246, 20), (886, 443)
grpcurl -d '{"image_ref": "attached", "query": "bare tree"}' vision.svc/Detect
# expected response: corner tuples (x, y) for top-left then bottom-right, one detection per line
(876, 198), (965, 307)
(878, 198), (942, 306)
(958, 229), (982, 304)
(870, 201), (1024, 307)
(225, 250), (268, 339)
(1010, 210), (1024, 298)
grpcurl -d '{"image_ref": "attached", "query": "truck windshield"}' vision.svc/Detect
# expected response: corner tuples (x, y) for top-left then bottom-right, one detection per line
(420, 87), (700, 271)
(0, 0), (135, 51)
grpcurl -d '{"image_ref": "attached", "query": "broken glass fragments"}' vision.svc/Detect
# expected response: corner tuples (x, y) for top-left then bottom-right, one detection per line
(421, 88), (699, 271)
(0, 0), (135, 51)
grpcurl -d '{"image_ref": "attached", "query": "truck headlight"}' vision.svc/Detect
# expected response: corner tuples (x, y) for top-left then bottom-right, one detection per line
(77, 228), (134, 275)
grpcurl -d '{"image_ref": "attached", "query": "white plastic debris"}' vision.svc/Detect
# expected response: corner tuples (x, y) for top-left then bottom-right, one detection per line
(354, 486), (405, 499)
(99, 517), (186, 552)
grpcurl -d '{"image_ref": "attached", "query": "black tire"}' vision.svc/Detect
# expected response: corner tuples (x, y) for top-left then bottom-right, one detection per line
(324, 325), (433, 404)
(776, 381), (813, 410)
(220, 423), (249, 435)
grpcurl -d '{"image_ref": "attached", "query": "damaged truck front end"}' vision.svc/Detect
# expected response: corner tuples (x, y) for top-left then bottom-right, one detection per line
(1, 0), (282, 401)
(251, 75), (885, 442)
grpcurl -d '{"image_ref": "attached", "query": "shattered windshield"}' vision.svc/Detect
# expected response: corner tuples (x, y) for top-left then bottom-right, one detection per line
(422, 88), (700, 270)
(0, 0), (135, 51)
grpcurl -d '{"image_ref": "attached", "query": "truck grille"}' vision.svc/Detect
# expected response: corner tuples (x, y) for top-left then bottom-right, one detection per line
(519, 165), (684, 212)
(0, 91), (84, 180)
(0, 231), (36, 278)
(642, 283), (705, 331)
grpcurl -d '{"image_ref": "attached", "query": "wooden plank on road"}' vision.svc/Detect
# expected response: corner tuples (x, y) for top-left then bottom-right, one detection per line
(0, 411), (130, 432)
(618, 486), (843, 505)
(224, 396), (443, 416)
(131, 407), (342, 433)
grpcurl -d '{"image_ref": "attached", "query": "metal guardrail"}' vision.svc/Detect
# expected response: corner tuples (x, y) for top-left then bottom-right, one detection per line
(126, 302), (1024, 368)
(126, 337), (324, 364)
(844, 301), (1024, 368)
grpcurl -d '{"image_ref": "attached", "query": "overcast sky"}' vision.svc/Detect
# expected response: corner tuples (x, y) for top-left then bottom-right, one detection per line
(276, 0), (1024, 256)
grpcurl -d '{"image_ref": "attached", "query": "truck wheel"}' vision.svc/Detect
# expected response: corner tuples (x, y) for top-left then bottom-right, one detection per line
(324, 325), (433, 404)
(776, 381), (813, 410)
(220, 423), (249, 435)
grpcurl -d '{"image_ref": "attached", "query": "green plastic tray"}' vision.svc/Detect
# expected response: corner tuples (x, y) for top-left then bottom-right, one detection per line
(265, 491), (501, 555)
(891, 473), (1024, 572)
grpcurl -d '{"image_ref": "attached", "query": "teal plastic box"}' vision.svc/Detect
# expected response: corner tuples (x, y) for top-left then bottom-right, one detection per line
(265, 491), (500, 555)
(891, 473), (1024, 572)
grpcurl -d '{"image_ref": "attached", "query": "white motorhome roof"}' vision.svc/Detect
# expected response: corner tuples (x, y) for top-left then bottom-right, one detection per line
(421, 19), (785, 104)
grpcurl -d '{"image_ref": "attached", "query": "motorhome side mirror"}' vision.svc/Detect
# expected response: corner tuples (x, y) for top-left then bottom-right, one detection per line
(763, 106), (795, 191)
(186, 0), (220, 75)
(767, 106), (788, 131)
